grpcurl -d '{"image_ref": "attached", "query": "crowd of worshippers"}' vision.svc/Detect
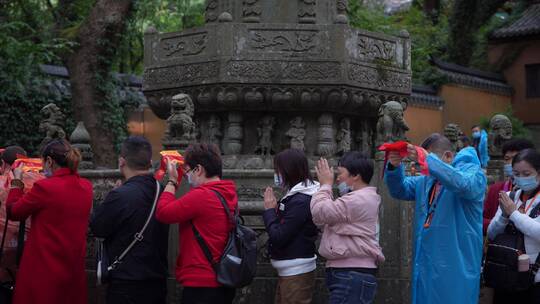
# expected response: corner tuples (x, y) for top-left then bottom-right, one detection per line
(0, 124), (539, 304)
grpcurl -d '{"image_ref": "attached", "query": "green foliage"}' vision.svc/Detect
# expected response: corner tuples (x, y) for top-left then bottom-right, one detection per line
(0, 22), (75, 154)
(113, 0), (206, 74)
(349, 2), (450, 85)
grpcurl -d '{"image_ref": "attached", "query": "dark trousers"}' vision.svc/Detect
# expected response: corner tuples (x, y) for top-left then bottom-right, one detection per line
(181, 287), (236, 304)
(106, 280), (167, 304)
(494, 283), (540, 304)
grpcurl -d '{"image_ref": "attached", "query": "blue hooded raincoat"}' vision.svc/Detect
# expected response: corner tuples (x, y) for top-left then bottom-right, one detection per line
(384, 147), (486, 304)
(478, 130), (489, 168)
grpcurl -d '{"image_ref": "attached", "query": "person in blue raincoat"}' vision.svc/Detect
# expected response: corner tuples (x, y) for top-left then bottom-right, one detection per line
(472, 125), (489, 168)
(384, 133), (486, 304)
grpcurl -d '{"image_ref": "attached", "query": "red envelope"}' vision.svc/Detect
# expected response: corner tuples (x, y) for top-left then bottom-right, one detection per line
(378, 141), (429, 176)
(12, 155), (43, 172)
(154, 150), (185, 182)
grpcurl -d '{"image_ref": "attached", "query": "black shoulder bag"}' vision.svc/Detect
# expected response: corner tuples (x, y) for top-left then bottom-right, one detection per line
(0, 216), (25, 304)
(191, 190), (257, 288)
(96, 180), (160, 286)
(484, 191), (540, 292)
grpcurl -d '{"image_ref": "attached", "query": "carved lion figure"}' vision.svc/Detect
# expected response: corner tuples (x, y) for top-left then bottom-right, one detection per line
(375, 100), (409, 146)
(444, 123), (464, 152)
(488, 114), (513, 157)
(39, 103), (66, 147)
(165, 94), (196, 141)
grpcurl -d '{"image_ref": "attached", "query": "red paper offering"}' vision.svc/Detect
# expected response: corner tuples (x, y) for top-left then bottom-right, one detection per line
(378, 141), (429, 176)
(11, 155), (43, 173)
(154, 150), (185, 182)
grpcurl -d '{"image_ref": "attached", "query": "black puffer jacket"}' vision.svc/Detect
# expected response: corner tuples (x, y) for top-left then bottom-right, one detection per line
(262, 186), (319, 260)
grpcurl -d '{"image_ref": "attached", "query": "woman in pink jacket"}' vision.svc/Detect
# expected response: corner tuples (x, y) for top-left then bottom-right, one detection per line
(311, 152), (385, 304)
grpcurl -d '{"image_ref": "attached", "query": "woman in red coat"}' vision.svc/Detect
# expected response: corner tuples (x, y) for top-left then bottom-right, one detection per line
(6, 139), (93, 304)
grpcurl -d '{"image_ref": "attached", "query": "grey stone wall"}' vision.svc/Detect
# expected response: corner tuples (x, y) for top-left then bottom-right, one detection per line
(81, 160), (413, 304)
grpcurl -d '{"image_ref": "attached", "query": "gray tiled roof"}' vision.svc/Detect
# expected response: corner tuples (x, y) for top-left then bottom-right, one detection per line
(39, 64), (143, 87)
(491, 3), (540, 40)
(410, 85), (444, 109)
(430, 58), (514, 96)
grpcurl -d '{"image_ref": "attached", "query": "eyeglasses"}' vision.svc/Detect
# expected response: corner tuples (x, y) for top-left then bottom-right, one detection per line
(184, 165), (199, 175)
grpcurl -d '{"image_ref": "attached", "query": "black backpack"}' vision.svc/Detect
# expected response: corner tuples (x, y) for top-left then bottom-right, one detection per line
(483, 191), (540, 291)
(191, 190), (257, 288)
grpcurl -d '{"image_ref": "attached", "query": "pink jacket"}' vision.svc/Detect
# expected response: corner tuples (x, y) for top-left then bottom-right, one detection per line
(310, 185), (385, 268)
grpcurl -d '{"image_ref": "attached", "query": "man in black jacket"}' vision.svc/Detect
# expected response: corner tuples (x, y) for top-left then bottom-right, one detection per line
(90, 136), (169, 304)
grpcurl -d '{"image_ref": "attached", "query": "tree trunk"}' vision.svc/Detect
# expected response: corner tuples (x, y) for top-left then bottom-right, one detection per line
(447, 0), (478, 65)
(66, 0), (134, 167)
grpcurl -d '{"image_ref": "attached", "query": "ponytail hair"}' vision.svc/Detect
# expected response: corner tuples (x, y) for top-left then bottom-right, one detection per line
(41, 139), (81, 173)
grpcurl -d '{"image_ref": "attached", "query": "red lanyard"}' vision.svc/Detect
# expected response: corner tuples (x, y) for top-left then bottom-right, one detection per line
(518, 191), (540, 214)
(423, 183), (440, 228)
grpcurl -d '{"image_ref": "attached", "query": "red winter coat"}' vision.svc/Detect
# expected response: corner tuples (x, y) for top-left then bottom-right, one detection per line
(6, 168), (93, 304)
(156, 180), (238, 287)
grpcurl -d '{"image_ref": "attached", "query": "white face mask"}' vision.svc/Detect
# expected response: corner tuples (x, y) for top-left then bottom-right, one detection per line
(186, 166), (200, 187)
(274, 174), (283, 187)
(43, 158), (53, 178)
(338, 182), (352, 196)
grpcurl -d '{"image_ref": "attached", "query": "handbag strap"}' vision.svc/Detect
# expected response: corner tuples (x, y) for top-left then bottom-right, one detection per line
(0, 215), (9, 263)
(108, 180), (161, 271)
(191, 190), (235, 271)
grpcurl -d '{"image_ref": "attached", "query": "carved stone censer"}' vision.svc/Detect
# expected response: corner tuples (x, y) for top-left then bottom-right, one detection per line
(143, 0), (412, 168)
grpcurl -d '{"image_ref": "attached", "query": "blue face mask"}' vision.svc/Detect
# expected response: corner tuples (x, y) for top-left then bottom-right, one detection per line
(504, 164), (513, 177)
(43, 160), (53, 178)
(514, 175), (539, 192)
(338, 182), (352, 196)
(43, 167), (53, 178)
(274, 174), (283, 187)
(472, 131), (481, 139)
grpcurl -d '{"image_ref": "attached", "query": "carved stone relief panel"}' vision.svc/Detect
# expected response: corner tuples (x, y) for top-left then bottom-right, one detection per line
(243, 0), (262, 23)
(336, 118), (351, 156)
(144, 62), (219, 90)
(201, 114), (223, 147)
(255, 115), (276, 156)
(244, 29), (329, 57)
(298, 0), (317, 24)
(357, 35), (397, 63)
(348, 63), (411, 94)
(286, 117), (306, 151)
(227, 61), (340, 82)
(159, 32), (208, 59)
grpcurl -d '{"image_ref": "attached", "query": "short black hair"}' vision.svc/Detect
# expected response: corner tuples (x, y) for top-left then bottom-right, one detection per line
(471, 125), (480, 129)
(2, 146), (27, 165)
(513, 148), (540, 171)
(274, 149), (313, 189)
(502, 139), (535, 156)
(184, 143), (222, 178)
(120, 136), (152, 170)
(421, 133), (453, 154)
(338, 151), (374, 184)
